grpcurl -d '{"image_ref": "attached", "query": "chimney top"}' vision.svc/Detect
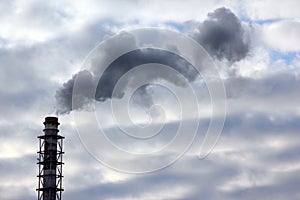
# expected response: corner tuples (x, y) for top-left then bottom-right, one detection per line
(44, 116), (60, 125)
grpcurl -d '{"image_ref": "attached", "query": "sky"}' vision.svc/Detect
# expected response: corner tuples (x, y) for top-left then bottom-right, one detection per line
(1, 0), (300, 199)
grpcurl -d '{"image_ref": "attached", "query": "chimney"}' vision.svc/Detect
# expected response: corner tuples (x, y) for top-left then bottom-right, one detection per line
(37, 117), (64, 200)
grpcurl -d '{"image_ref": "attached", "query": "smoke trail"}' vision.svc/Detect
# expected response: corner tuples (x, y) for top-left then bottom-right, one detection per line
(192, 7), (250, 62)
(55, 7), (251, 114)
(55, 49), (197, 114)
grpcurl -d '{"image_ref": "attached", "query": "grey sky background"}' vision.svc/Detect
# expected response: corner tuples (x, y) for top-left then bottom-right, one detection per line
(0, 0), (300, 199)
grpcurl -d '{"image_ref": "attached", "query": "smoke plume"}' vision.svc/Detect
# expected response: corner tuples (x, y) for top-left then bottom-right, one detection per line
(55, 49), (197, 114)
(55, 7), (251, 114)
(192, 7), (250, 62)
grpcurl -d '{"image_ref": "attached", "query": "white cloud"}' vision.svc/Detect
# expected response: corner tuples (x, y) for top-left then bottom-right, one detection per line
(233, 47), (269, 77)
(242, 0), (300, 20)
(0, 0), (242, 46)
(262, 20), (300, 52)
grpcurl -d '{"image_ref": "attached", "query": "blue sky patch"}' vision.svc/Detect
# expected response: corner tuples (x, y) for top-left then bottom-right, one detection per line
(269, 51), (298, 65)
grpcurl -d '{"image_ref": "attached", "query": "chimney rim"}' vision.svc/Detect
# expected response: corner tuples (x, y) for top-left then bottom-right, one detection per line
(43, 116), (60, 125)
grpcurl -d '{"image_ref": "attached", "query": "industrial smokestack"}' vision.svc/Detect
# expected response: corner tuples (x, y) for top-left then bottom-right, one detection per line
(37, 117), (64, 200)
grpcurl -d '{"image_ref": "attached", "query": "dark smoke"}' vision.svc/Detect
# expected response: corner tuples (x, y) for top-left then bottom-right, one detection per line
(55, 7), (251, 114)
(55, 49), (197, 114)
(55, 70), (96, 114)
(95, 48), (197, 101)
(192, 7), (250, 62)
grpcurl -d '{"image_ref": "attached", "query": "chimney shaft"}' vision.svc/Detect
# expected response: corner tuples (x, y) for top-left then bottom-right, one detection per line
(37, 117), (64, 200)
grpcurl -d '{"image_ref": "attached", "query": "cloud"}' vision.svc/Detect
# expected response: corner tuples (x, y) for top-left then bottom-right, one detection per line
(261, 20), (300, 52)
(55, 66), (300, 199)
(61, 109), (300, 200)
(223, 70), (300, 121)
(0, 0), (237, 47)
(242, 0), (300, 20)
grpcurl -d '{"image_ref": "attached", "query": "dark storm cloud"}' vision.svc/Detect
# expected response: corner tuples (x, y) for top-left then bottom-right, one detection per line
(192, 7), (250, 62)
(55, 48), (197, 114)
